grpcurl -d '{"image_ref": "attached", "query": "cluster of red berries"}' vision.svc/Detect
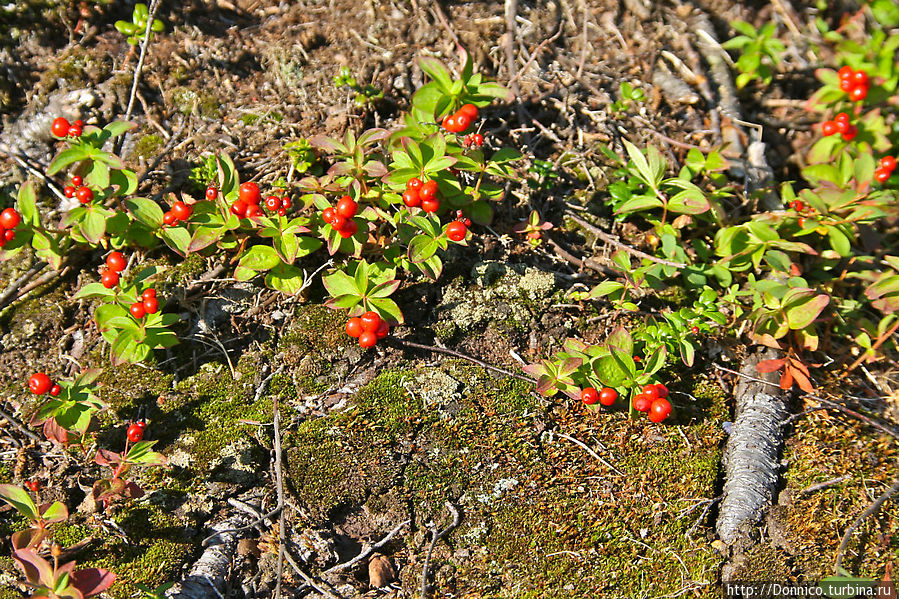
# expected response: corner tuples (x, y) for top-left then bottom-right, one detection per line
(264, 194), (292, 216)
(100, 251), (127, 289)
(51, 117), (84, 139)
(0, 207), (21, 248)
(446, 210), (470, 242)
(322, 195), (359, 238)
(632, 384), (672, 423)
(130, 288), (159, 319)
(581, 386), (618, 406)
(25, 480), (40, 492)
(162, 200), (193, 226)
(230, 182), (265, 219)
(442, 104), (478, 133)
(462, 133), (484, 148)
(126, 421), (146, 443)
(838, 67), (869, 102)
(63, 175), (94, 204)
(345, 311), (389, 348)
(788, 199), (806, 212)
(402, 178), (440, 212)
(28, 372), (61, 397)
(875, 156), (896, 184)
(820, 112), (857, 141)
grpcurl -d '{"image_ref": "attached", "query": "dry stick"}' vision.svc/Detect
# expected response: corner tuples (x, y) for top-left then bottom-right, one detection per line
(124, 0), (162, 122)
(0, 405), (42, 443)
(390, 338), (536, 384)
(420, 502), (461, 599)
(0, 262), (46, 311)
(199, 506), (283, 546)
(0, 147), (67, 202)
(565, 211), (687, 269)
(834, 479), (899, 575)
(503, 0), (530, 147)
(1, 264), (70, 313)
(843, 317), (899, 375)
(283, 551), (342, 599)
(508, 22), (565, 86)
(430, 3), (460, 46)
(799, 476), (850, 496)
(322, 518), (411, 575)
(273, 398), (286, 599)
(554, 432), (624, 476)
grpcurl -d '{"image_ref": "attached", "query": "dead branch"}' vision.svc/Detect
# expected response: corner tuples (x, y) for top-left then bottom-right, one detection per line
(834, 479), (899, 574)
(420, 502), (461, 599)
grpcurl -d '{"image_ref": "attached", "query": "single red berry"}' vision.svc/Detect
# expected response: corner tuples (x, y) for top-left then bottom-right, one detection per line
(172, 201), (192, 221)
(3, 230), (13, 241)
(143, 297), (159, 314)
(163, 211), (176, 225)
(245, 204), (263, 218)
(407, 178), (423, 191)
(281, 197), (291, 210)
(633, 355), (642, 362)
(336, 196), (357, 219)
(839, 78), (853, 92)
(648, 398), (672, 423)
(442, 114), (456, 131)
(71, 175), (83, 187)
(834, 119), (848, 134)
(130, 302), (146, 319)
(142, 288), (156, 300)
(206, 186), (218, 201)
(331, 214), (347, 230)
(375, 319), (389, 339)
(453, 113), (471, 132)
(0, 208), (21, 229)
(322, 207), (337, 224)
(64, 186), (75, 198)
(797, 217), (806, 228)
(278, 208), (287, 216)
(821, 121), (838, 136)
(358, 331), (377, 348)
(874, 167), (891, 183)
(841, 125), (858, 141)
(643, 384), (660, 401)
(28, 373), (52, 395)
(346, 317), (363, 338)
(48, 384), (61, 397)
(848, 84), (868, 101)
(880, 156), (896, 171)
(654, 383), (669, 399)
(459, 103), (479, 120)
(402, 189), (421, 208)
(599, 387), (618, 406)
(421, 198), (440, 213)
(632, 393), (652, 412)
(420, 180), (438, 201)
(67, 125), (82, 138)
(838, 66), (853, 80)
(238, 182), (261, 205)
(73, 119), (84, 128)
(851, 70), (868, 86)
(126, 423), (145, 443)
(581, 387), (600, 405)
(230, 200), (248, 218)
(338, 220), (358, 238)
(25, 481), (40, 492)
(471, 133), (484, 147)
(359, 311), (381, 333)
(446, 220), (467, 241)
(75, 186), (93, 204)
(51, 117), (70, 137)
(100, 269), (120, 289)
(106, 251), (126, 273)
(691, 325), (700, 334)
(834, 112), (850, 124)
(265, 196), (280, 211)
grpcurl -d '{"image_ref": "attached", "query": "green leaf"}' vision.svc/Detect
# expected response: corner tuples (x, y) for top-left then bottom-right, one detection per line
(126, 197), (164, 228)
(615, 195), (664, 214)
(367, 296), (404, 324)
(265, 263), (307, 295)
(160, 227), (190, 256)
(16, 182), (39, 227)
(785, 295), (829, 329)
(419, 57), (454, 93)
(642, 345), (667, 375)
(408, 234), (439, 263)
(239, 245), (280, 271)
(322, 270), (357, 298)
(80, 209), (107, 244)
(593, 354), (628, 387)
(0, 484), (39, 521)
(47, 147), (90, 175)
(668, 187), (711, 215)
(73, 282), (115, 300)
(623, 140), (655, 187)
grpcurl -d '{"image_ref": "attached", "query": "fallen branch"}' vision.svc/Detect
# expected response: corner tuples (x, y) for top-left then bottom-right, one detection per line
(322, 518), (411, 575)
(0, 404), (42, 442)
(834, 479), (899, 574)
(554, 431), (624, 476)
(0, 262), (48, 312)
(420, 502), (461, 599)
(565, 211), (687, 269)
(390, 338), (536, 384)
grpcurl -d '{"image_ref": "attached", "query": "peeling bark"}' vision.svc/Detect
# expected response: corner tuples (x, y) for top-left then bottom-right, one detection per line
(166, 512), (251, 599)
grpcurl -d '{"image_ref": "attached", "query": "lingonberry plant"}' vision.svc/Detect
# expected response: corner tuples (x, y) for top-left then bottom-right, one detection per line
(27, 370), (106, 445)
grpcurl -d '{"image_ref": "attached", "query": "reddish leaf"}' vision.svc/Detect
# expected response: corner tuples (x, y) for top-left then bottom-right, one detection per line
(71, 568), (116, 597)
(780, 369), (794, 390)
(756, 358), (786, 373)
(790, 367), (815, 393)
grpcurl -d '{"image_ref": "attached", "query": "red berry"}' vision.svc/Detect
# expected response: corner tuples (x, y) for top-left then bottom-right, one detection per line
(28, 373), (52, 395)
(206, 186), (218, 200)
(821, 121), (838, 136)
(880, 156), (896, 171)
(130, 302), (146, 319)
(73, 120), (83, 128)
(358, 331), (377, 348)
(141, 288), (156, 300)
(230, 200), (248, 218)
(67, 125), (82, 138)
(375, 320), (389, 339)
(322, 207), (336, 224)
(346, 317), (363, 338)
(874, 168), (891, 183)
(163, 211), (176, 226)
(106, 251), (126, 273)
(471, 133), (484, 147)
(71, 175), (83, 187)
(338, 220), (358, 238)
(265, 196), (280, 211)
(25, 481), (40, 492)
(3, 230), (13, 241)
(51, 117), (70, 137)
(171, 201), (192, 221)
(331, 214), (347, 230)
(402, 189), (421, 208)
(75, 186), (93, 204)
(797, 217), (806, 228)
(336, 196), (357, 219)
(406, 178), (423, 191)
(126, 423), (145, 443)
(849, 84), (867, 101)
(851, 70), (868, 86)
(0, 208), (20, 230)
(238, 182), (261, 205)
(421, 198), (440, 213)
(581, 387), (600, 405)
(278, 208), (287, 216)
(841, 125), (858, 141)
(838, 66), (853, 80)
(48, 384), (61, 397)
(281, 197), (291, 210)
(599, 387), (617, 406)
(648, 399), (672, 423)
(459, 103), (479, 120)
(360, 311), (381, 333)
(420, 180), (438, 201)
(446, 220), (467, 241)
(834, 119), (848, 134)
(643, 384), (660, 401)
(834, 112), (850, 124)
(839, 78), (853, 92)
(453, 113), (471, 132)
(442, 115), (456, 131)
(100, 269), (120, 289)
(64, 186), (75, 198)
(691, 325), (700, 334)
(143, 297), (159, 314)
(632, 393), (652, 412)
(245, 204), (263, 218)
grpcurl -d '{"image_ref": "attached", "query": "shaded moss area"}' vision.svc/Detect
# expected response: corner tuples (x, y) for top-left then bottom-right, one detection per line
(286, 364), (727, 596)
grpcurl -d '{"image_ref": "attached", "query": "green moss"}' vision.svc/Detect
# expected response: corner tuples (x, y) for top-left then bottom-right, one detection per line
(134, 133), (164, 161)
(52, 521), (93, 547)
(164, 253), (206, 286)
(168, 87), (220, 118)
